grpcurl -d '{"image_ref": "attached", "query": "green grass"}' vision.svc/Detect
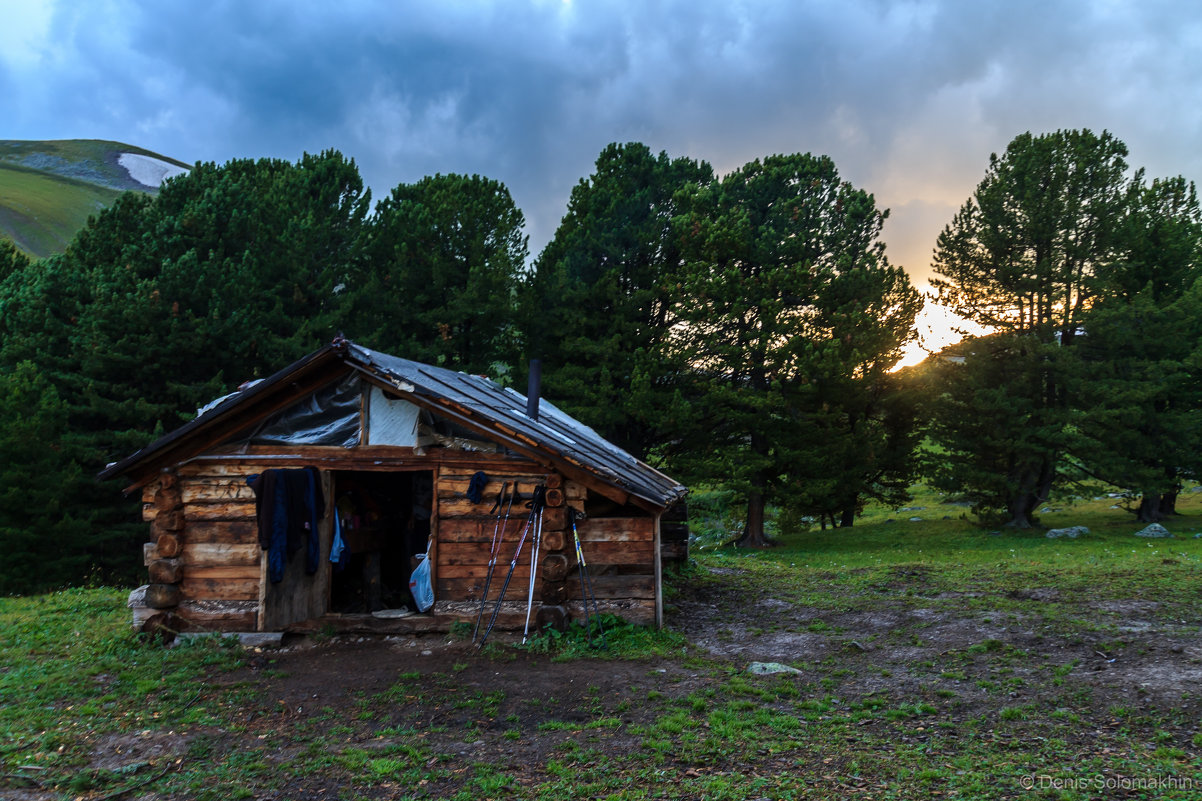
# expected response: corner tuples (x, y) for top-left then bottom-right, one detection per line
(4, 486), (1202, 798)
(523, 613), (689, 660)
(0, 163), (123, 256)
(0, 139), (189, 258)
(0, 588), (247, 798)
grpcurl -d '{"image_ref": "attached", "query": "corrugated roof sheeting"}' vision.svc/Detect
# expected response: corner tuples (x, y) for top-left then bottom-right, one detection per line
(100, 340), (686, 509)
(345, 344), (686, 508)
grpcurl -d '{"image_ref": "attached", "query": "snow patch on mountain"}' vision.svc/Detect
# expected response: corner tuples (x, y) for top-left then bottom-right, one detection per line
(119, 153), (188, 188)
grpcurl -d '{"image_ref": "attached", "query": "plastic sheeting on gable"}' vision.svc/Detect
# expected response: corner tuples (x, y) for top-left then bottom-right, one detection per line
(251, 374), (362, 447)
(241, 373), (503, 452)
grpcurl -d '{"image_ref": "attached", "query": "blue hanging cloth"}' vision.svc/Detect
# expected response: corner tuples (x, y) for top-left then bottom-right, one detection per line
(247, 467), (326, 583)
(467, 471), (489, 504)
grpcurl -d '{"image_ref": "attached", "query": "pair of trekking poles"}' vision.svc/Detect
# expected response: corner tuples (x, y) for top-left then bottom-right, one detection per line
(473, 481), (605, 649)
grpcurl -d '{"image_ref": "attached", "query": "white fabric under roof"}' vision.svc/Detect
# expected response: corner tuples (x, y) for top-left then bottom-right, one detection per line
(366, 385), (421, 447)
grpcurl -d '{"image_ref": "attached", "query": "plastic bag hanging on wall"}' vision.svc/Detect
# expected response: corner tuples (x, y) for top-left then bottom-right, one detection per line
(409, 552), (434, 612)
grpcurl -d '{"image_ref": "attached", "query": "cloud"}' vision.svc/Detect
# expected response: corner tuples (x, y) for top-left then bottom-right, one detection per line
(2, 0), (1200, 275)
(0, 0), (55, 70)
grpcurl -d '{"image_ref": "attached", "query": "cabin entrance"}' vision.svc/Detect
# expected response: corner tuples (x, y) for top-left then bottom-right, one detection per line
(329, 470), (433, 615)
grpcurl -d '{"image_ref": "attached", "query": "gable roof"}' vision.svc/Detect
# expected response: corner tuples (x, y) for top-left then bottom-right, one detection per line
(100, 339), (687, 510)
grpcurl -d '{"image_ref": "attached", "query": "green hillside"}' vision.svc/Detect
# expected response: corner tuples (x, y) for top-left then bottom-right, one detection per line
(0, 139), (190, 259)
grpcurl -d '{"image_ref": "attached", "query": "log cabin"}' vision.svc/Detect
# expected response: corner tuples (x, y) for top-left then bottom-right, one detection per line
(100, 338), (688, 637)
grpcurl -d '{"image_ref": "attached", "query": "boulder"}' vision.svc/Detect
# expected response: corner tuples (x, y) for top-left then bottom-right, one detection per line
(748, 662), (802, 675)
(1134, 523), (1173, 538)
(1046, 526), (1088, 539)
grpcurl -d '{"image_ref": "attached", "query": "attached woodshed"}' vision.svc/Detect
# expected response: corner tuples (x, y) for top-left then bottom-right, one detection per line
(101, 338), (689, 637)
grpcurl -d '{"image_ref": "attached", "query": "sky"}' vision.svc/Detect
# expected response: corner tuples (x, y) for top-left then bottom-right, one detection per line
(3, 0), (1200, 357)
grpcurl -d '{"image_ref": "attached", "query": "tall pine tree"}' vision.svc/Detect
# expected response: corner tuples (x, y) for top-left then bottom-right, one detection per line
(0, 362), (96, 593)
(669, 153), (920, 544)
(1073, 176), (1202, 521)
(348, 173), (527, 375)
(0, 152), (372, 589)
(523, 143), (713, 457)
(929, 129), (1133, 526)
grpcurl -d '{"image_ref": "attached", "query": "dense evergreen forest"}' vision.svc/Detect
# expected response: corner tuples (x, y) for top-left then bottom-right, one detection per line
(2, 130), (1200, 594)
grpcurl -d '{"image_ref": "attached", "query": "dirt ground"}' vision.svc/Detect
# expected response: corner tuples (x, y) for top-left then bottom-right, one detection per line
(72, 564), (1202, 799)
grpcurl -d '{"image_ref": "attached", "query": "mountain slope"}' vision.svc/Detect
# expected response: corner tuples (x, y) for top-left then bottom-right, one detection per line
(0, 140), (189, 259)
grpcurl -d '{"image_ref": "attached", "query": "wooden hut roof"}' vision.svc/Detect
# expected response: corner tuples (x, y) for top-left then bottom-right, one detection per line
(100, 339), (687, 510)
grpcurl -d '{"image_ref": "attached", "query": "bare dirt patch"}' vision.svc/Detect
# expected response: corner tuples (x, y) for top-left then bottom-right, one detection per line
(64, 563), (1202, 799)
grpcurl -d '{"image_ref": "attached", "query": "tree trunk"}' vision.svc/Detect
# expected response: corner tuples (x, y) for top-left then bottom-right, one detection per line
(1159, 491), (1178, 517)
(1006, 459), (1052, 528)
(1005, 492), (1034, 529)
(1137, 495), (1164, 523)
(839, 506), (855, 528)
(1158, 469), (1180, 517)
(1033, 457), (1055, 517)
(737, 490), (772, 547)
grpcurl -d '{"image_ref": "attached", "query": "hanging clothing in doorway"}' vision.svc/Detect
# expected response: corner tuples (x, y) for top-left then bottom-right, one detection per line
(247, 467), (325, 583)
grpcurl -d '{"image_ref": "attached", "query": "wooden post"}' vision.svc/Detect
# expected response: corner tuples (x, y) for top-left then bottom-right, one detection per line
(542, 529), (565, 552)
(654, 511), (663, 628)
(148, 558), (184, 584)
(145, 583), (182, 608)
(155, 532), (182, 558)
(536, 604), (567, 631)
(542, 506), (567, 532)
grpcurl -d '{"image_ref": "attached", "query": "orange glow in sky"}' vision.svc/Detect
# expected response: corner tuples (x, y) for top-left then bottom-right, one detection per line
(896, 297), (992, 369)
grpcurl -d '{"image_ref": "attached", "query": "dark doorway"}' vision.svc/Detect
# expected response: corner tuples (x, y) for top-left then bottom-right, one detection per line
(329, 471), (433, 614)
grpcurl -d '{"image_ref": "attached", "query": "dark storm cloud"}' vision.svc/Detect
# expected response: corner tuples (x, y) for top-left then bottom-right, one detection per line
(3, 0), (1200, 278)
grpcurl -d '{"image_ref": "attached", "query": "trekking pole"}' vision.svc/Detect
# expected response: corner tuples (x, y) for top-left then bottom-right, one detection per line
(473, 481), (513, 644)
(570, 507), (606, 649)
(478, 485), (546, 648)
(522, 494), (546, 645)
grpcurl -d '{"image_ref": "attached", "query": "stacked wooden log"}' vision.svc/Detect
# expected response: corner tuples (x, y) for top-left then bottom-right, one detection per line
(534, 473), (569, 629)
(140, 470), (185, 636)
(433, 465), (547, 603)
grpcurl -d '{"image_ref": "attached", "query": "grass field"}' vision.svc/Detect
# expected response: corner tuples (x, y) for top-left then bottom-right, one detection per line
(2, 490), (1200, 799)
(0, 139), (189, 258)
(0, 163), (123, 257)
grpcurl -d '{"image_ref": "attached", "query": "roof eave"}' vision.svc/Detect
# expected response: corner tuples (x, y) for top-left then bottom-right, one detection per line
(98, 343), (348, 490)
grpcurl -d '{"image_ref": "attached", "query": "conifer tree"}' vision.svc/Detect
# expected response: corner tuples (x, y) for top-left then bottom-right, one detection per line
(523, 143), (713, 456)
(669, 153), (920, 544)
(0, 152), (371, 588)
(349, 173), (527, 375)
(65, 151), (370, 461)
(0, 236), (29, 281)
(1073, 176), (1202, 521)
(0, 362), (96, 594)
(929, 129), (1133, 526)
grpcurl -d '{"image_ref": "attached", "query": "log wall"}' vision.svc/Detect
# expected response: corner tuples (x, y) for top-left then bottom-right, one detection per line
(434, 468), (552, 603)
(435, 474), (659, 624)
(660, 500), (690, 565)
(140, 462), (266, 631)
(131, 449), (665, 633)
